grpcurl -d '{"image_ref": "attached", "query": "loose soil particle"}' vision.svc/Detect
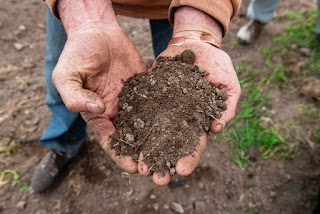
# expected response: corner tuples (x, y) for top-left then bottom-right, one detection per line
(110, 50), (228, 174)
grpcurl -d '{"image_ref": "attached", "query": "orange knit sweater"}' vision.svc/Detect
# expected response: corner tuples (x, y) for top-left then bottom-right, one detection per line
(45, 0), (241, 36)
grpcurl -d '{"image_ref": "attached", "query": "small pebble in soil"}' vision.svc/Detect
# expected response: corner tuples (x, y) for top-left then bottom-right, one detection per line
(150, 194), (156, 200)
(170, 202), (184, 214)
(14, 43), (24, 51)
(16, 201), (26, 210)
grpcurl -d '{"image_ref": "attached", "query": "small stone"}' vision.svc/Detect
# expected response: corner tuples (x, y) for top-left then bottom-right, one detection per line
(153, 203), (159, 211)
(134, 118), (145, 129)
(259, 116), (273, 128)
(16, 201), (26, 210)
(164, 204), (170, 209)
(270, 191), (277, 198)
(122, 102), (128, 110)
(198, 182), (205, 189)
(299, 47), (311, 57)
(150, 194), (156, 200)
(166, 161), (171, 168)
(182, 88), (188, 94)
(18, 25), (26, 31)
(170, 202), (184, 214)
(125, 133), (135, 142)
(169, 168), (176, 175)
(37, 23), (45, 29)
(126, 106), (133, 112)
(150, 80), (156, 86)
(286, 174), (292, 180)
(194, 201), (206, 214)
(290, 44), (298, 50)
(14, 43), (24, 51)
(248, 202), (255, 209)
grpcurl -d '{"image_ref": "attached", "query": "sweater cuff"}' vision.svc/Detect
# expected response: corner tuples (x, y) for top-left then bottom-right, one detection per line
(44, 0), (60, 19)
(169, 0), (241, 36)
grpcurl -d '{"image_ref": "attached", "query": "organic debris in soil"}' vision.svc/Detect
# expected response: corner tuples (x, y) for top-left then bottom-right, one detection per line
(110, 50), (228, 174)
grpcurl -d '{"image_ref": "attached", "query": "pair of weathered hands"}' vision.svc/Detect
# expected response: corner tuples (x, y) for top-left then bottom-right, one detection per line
(53, 0), (240, 186)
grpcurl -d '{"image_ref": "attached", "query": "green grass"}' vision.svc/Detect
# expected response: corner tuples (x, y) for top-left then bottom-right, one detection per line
(217, 9), (319, 166)
(297, 103), (320, 141)
(315, 128), (320, 141)
(274, 9), (318, 50)
(221, 61), (287, 166)
(310, 48), (320, 76)
(0, 169), (32, 191)
(0, 142), (20, 153)
(243, 207), (260, 214)
(273, 9), (320, 76)
(260, 47), (288, 84)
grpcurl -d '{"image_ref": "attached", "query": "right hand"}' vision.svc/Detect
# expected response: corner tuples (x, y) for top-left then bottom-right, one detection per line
(52, 22), (147, 173)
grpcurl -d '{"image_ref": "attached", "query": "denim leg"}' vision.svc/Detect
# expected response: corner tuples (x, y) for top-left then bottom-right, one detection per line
(40, 9), (87, 158)
(149, 19), (173, 57)
(317, 0), (320, 34)
(247, 0), (280, 23)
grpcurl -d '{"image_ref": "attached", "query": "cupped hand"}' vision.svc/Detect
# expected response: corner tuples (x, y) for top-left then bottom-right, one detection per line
(52, 23), (147, 173)
(138, 38), (241, 185)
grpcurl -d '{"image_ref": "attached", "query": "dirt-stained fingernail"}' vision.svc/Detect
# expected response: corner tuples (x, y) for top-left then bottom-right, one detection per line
(86, 102), (104, 114)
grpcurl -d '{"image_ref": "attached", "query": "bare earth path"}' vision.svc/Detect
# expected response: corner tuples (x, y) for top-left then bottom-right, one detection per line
(0, 0), (319, 213)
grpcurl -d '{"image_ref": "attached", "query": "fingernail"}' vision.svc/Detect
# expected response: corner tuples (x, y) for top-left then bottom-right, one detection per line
(211, 121), (225, 134)
(168, 37), (185, 46)
(86, 102), (104, 114)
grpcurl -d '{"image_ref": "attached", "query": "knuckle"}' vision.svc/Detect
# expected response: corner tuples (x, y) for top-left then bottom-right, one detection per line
(64, 100), (77, 112)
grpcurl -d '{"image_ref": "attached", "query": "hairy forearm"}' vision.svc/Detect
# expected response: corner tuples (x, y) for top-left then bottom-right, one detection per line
(58, 0), (118, 35)
(173, 6), (223, 48)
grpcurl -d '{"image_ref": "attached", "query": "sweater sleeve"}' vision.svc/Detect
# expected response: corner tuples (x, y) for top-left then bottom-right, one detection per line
(169, 0), (241, 36)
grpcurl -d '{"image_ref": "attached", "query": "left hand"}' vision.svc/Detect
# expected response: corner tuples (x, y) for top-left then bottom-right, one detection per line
(138, 36), (241, 186)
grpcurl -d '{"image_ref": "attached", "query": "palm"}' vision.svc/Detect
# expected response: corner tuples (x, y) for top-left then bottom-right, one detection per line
(137, 40), (240, 185)
(159, 40), (240, 131)
(52, 25), (147, 173)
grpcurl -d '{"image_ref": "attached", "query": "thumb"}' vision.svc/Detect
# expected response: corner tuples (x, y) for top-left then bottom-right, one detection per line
(52, 69), (106, 114)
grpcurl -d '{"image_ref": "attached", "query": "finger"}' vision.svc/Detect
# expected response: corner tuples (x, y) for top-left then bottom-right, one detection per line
(138, 153), (152, 176)
(152, 170), (171, 186)
(210, 82), (241, 133)
(52, 65), (106, 114)
(87, 117), (138, 173)
(175, 134), (207, 176)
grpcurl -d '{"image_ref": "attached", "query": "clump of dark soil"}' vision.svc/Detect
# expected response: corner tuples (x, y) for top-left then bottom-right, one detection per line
(110, 50), (228, 174)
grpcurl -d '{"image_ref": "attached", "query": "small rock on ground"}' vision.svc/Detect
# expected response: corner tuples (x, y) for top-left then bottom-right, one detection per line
(170, 202), (184, 214)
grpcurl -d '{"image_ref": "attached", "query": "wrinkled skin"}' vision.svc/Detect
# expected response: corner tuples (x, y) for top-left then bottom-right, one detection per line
(138, 39), (241, 185)
(52, 23), (240, 186)
(52, 24), (147, 173)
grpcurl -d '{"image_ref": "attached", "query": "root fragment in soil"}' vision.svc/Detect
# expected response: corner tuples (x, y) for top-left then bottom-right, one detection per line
(110, 50), (228, 174)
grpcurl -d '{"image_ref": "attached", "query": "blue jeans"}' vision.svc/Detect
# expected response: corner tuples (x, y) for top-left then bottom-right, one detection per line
(247, 0), (320, 32)
(41, 10), (173, 158)
(247, 0), (280, 23)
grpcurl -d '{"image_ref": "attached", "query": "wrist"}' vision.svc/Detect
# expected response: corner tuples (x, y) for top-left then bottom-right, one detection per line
(58, 0), (118, 35)
(173, 7), (223, 47)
